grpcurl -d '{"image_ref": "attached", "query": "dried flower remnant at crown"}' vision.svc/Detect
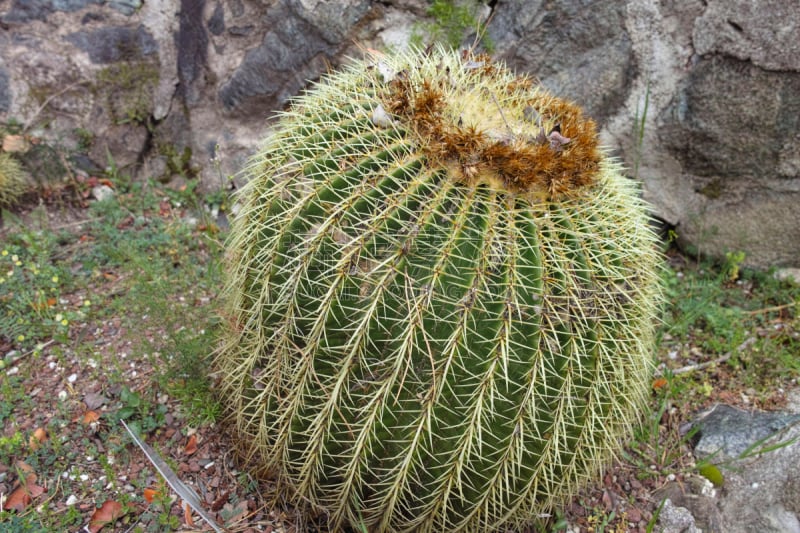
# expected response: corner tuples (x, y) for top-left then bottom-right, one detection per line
(379, 51), (601, 199)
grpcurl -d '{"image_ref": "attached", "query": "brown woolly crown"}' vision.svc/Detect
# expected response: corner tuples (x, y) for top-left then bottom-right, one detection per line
(378, 51), (601, 199)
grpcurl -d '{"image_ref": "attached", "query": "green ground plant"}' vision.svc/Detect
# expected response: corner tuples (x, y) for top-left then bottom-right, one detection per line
(0, 223), (85, 349)
(0, 159), (227, 530)
(0, 152), (28, 207)
(411, 0), (493, 51)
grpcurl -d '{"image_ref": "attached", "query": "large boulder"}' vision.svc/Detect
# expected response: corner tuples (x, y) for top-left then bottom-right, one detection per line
(689, 403), (800, 533)
(601, 0), (800, 268)
(0, 0), (798, 268)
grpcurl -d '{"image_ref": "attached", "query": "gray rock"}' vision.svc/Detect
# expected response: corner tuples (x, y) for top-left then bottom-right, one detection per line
(604, 0), (800, 270)
(108, 0), (142, 16)
(774, 268), (800, 285)
(659, 56), (800, 180)
(658, 498), (702, 533)
(0, 68), (9, 112)
(1, 0), (100, 23)
(713, 421), (800, 533)
(489, 0), (634, 124)
(65, 25), (158, 64)
(685, 403), (800, 533)
(654, 54), (800, 266)
(207, 3), (225, 36)
(692, 404), (800, 461)
(693, 0), (800, 72)
(218, 0), (371, 114)
(654, 478), (724, 532)
(176, 0), (208, 104)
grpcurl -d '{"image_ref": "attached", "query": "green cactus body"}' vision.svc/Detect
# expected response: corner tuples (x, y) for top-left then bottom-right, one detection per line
(216, 47), (662, 532)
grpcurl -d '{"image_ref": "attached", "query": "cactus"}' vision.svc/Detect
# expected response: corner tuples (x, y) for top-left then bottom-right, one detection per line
(0, 152), (27, 207)
(215, 47), (662, 532)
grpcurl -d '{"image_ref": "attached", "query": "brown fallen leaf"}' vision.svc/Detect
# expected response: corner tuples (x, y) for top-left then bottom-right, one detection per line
(184, 500), (195, 527)
(25, 477), (45, 499)
(3, 486), (31, 512)
(81, 410), (101, 425)
(14, 461), (34, 476)
(220, 500), (249, 525)
(88, 500), (124, 533)
(652, 377), (668, 390)
(83, 391), (109, 410)
(143, 487), (159, 503)
(30, 297), (57, 312)
(184, 434), (198, 456)
(29, 428), (47, 451)
(3, 473), (45, 512)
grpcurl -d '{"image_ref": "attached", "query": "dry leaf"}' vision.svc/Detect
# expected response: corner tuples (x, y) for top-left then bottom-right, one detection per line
(88, 500), (124, 532)
(184, 501), (195, 527)
(652, 377), (668, 390)
(3, 486), (31, 512)
(82, 410), (101, 425)
(210, 490), (230, 512)
(14, 461), (34, 475)
(184, 434), (198, 456)
(221, 500), (249, 525)
(143, 487), (159, 503)
(29, 428), (47, 450)
(30, 298), (57, 311)
(25, 476), (45, 499)
(3, 473), (45, 511)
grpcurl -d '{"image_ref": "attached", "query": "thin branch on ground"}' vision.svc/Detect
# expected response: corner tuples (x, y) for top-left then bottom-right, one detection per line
(744, 300), (797, 316)
(665, 337), (756, 376)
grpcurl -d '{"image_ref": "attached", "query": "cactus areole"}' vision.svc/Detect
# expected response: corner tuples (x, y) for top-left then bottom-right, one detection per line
(216, 47), (662, 532)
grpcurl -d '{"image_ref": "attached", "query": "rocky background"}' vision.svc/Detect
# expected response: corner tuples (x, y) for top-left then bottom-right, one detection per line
(0, 0), (798, 268)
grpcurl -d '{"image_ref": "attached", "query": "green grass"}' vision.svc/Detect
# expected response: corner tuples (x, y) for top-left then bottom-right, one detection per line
(661, 252), (800, 388)
(411, 0), (493, 51)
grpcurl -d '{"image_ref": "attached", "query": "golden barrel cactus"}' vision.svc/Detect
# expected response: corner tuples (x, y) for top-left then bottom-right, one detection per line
(216, 47), (662, 532)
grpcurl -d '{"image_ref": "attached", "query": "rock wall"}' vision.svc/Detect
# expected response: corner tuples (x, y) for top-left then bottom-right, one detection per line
(1, 0), (798, 268)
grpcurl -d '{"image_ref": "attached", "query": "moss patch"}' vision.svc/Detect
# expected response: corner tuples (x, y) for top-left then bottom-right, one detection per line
(95, 61), (159, 126)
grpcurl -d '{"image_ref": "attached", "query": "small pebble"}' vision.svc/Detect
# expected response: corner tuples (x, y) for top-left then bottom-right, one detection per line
(65, 494), (79, 506)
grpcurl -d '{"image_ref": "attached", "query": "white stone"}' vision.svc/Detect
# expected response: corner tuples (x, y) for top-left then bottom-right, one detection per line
(91, 185), (115, 202)
(774, 268), (800, 285)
